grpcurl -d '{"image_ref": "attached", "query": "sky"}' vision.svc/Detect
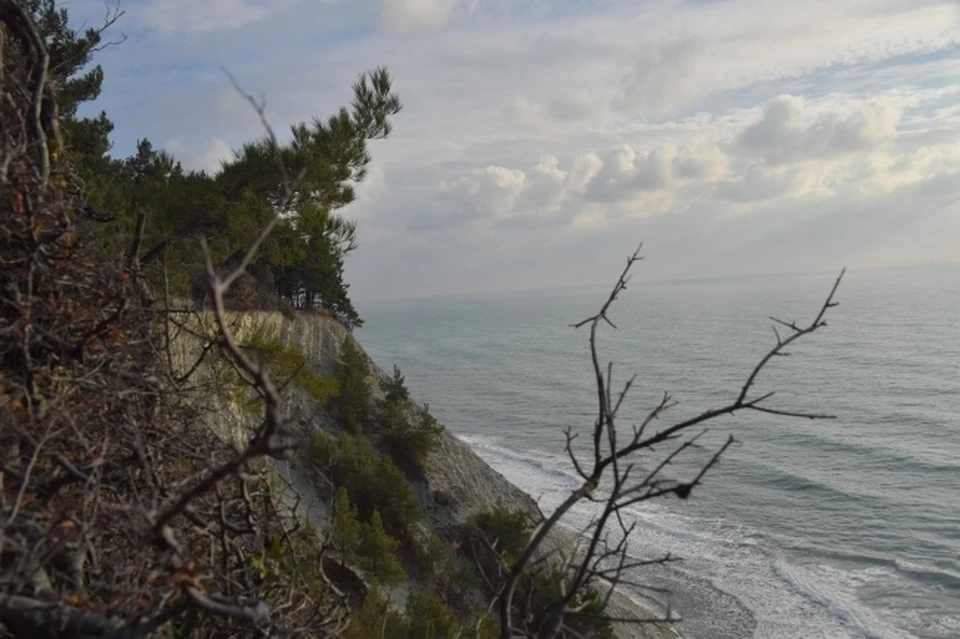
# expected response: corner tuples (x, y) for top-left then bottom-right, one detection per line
(71, 0), (960, 300)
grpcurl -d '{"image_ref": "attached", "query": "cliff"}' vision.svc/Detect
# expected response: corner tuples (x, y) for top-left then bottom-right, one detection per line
(168, 310), (677, 639)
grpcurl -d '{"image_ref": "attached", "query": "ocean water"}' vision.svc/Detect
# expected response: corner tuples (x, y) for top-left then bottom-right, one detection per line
(355, 265), (960, 639)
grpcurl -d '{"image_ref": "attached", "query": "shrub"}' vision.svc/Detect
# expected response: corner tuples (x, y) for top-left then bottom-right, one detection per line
(384, 404), (443, 473)
(335, 336), (372, 432)
(384, 364), (410, 404)
(240, 328), (339, 404)
(331, 487), (362, 563)
(465, 507), (612, 638)
(358, 511), (406, 586)
(380, 365), (442, 473)
(405, 590), (459, 639)
(311, 431), (420, 537)
(344, 581), (406, 639)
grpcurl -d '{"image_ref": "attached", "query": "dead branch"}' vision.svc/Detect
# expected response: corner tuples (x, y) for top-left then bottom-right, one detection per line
(491, 245), (844, 638)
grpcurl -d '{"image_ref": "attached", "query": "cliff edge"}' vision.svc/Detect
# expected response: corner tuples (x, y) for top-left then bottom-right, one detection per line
(168, 310), (677, 639)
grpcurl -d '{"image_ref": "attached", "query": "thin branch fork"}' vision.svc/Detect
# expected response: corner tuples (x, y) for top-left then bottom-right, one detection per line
(497, 245), (844, 639)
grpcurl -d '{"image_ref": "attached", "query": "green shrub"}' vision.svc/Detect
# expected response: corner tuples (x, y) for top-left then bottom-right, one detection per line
(464, 506), (612, 638)
(405, 589), (459, 639)
(380, 365), (442, 473)
(465, 506), (532, 563)
(239, 328), (339, 405)
(384, 364), (410, 405)
(344, 581), (406, 639)
(383, 404), (443, 473)
(335, 336), (371, 432)
(358, 510), (406, 586)
(311, 431), (420, 537)
(331, 487), (361, 563)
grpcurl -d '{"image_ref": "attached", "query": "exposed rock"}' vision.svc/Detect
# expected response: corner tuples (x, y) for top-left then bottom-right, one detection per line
(168, 309), (678, 638)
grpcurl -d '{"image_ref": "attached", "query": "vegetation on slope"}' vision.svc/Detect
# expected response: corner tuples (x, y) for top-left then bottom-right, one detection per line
(1, 3), (845, 638)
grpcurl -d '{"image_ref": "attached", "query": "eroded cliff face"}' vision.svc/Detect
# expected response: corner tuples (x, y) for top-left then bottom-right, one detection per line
(167, 310), (538, 545)
(168, 310), (676, 639)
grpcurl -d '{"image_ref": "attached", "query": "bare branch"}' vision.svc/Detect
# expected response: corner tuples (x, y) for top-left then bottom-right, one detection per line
(494, 245), (844, 638)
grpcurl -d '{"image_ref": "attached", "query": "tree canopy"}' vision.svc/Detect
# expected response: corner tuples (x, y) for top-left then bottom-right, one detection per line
(34, 0), (400, 327)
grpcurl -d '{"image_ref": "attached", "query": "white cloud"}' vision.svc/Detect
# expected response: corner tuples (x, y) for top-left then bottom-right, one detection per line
(434, 142), (729, 225)
(83, 0), (960, 298)
(504, 89), (601, 129)
(613, 35), (702, 116)
(136, 0), (285, 33)
(567, 152), (603, 192)
(376, 0), (460, 32)
(504, 96), (547, 127)
(715, 163), (818, 203)
(440, 165), (526, 219)
(165, 137), (234, 173)
(521, 154), (567, 210)
(739, 95), (901, 163)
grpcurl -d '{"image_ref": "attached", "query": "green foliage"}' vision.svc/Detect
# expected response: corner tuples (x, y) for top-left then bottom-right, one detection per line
(25, 0), (116, 224)
(404, 590), (459, 639)
(206, 67), (401, 326)
(72, 65), (400, 325)
(335, 337), (372, 432)
(331, 487), (362, 563)
(358, 511), (406, 586)
(27, 0), (401, 328)
(466, 506), (533, 564)
(385, 403), (443, 473)
(25, 0), (107, 117)
(384, 365), (410, 404)
(240, 329), (339, 404)
(346, 583), (483, 639)
(311, 431), (420, 538)
(344, 581), (405, 639)
(380, 365), (442, 473)
(465, 507), (613, 638)
(248, 525), (332, 602)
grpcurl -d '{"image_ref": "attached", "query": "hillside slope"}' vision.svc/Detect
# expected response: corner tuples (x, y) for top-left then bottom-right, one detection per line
(168, 310), (677, 638)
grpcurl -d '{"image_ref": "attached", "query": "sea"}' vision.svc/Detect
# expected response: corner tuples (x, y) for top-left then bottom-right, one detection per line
(355, 264), (960, 639)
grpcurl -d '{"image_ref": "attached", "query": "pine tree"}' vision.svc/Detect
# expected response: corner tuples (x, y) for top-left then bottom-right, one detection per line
(344, 581), (407, 639)
(336, 337), (371, 432)
(331, 487), (361, 563)
(405, 590), (459, 639)
(21, 0), (118, 213)
(385, 365), (410, 405)
(358, 511), (406, 587)
(209, 67), (402, 325)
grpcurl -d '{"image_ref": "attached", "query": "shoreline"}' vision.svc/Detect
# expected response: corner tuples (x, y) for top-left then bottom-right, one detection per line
(605, 589), (681, 639)
(422, 424), (682, 639)
(305, 317), (683, 638)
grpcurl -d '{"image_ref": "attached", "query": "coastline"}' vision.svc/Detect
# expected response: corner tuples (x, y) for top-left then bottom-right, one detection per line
(420, 422), (680, 639)
(178, 311), (683, 638)
(605, 589), (681, 639)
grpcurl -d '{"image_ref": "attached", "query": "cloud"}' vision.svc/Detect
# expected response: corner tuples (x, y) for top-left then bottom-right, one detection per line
(79, 0), (960, 299)
(613, 35), (702, 116)
(439, 165), (526, 219)
(583, 142), (728, 202)
(376, 0), (460, 32)
(135, 0), (286, 33)
(739, 95), (901, 163)
(546, 89), (599, 121)
(504, 90), (600, 128)
(567, 152), (603, 192)
(433, 142), (728, 226)
(165, 137), (234, 173)
(504, 97), (547, 127)
(715, 163), (818, 203)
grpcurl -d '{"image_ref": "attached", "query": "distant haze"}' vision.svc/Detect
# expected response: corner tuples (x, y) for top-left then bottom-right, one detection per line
(76, 0), (960, 299)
